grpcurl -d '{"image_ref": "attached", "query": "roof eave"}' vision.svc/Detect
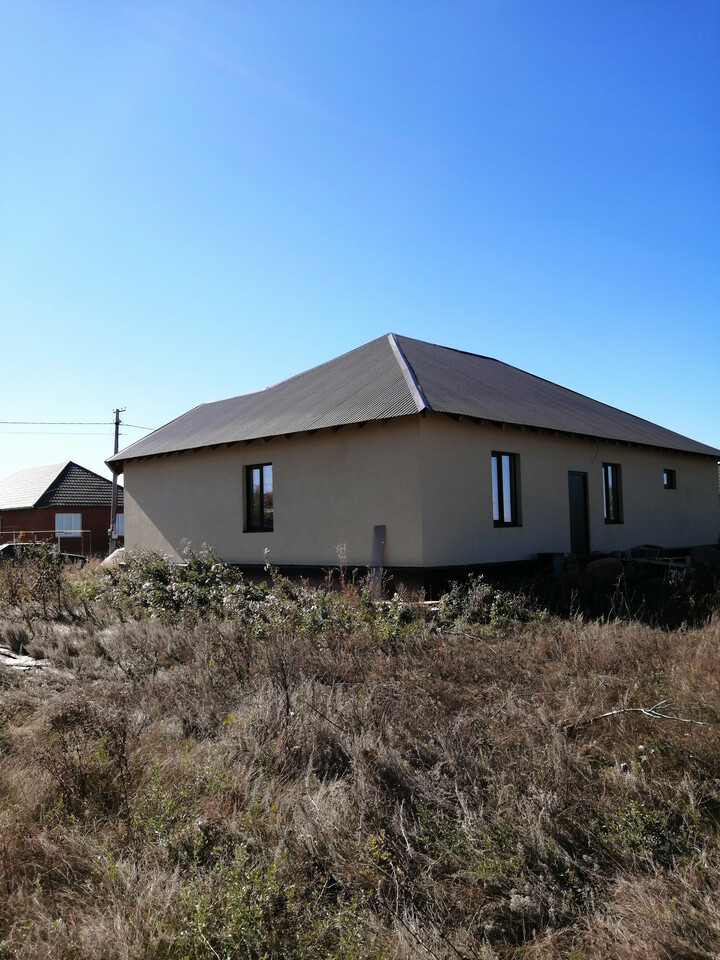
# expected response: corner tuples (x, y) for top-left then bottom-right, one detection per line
(108, 410), (720, 471)
(437, 411), (720, 458)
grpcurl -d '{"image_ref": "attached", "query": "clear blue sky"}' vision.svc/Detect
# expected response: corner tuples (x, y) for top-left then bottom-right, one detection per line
(1, 1), (718, 481)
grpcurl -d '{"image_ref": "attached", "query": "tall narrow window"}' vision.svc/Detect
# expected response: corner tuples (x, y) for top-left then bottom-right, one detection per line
(246, 464), (273, 532)
(602, 463), (623, 523)
(663, 469), (676, 490)
(491, 452), (520, 526)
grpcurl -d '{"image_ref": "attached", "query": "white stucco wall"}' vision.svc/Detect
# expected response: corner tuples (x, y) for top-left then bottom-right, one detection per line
(123, 412), (720, 568)
(124, 416), (424, 567)
(417, 413), (720, 565)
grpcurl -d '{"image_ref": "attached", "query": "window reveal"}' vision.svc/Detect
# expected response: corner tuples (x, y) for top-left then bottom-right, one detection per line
(246, 464), (273, 532)
(602, 463), (623, 523)
(491, 453), (520, 526)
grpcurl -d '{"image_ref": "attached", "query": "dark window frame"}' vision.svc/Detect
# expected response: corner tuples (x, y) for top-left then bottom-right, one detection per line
(602, 463), (623, 524)
(663, 469), (676, 490)
(245, 463), (274, 532)
(491, 452), (521, 527)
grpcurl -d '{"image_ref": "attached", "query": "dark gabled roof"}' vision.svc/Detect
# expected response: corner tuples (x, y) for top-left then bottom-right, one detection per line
(108, 334), (720, 467)
(0, 461), (123, 511)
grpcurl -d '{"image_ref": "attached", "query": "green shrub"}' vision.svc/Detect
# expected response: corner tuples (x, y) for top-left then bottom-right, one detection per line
(98, 548), (264, 622)
(171, 848), (379, 960)
(437, 574), (541, 628)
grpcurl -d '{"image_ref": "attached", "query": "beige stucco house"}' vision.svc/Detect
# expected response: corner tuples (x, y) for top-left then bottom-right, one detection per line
(108, 334), (720, 574)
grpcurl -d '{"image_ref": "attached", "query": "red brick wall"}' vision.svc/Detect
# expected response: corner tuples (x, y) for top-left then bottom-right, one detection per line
(0, 507), (123, 556)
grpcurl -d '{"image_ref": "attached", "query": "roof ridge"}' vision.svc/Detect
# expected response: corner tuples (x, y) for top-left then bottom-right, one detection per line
(388, 334), (430, 413)
(483, 355), (713, 442)
(393, 333), (497, 363)
(43, 461), (73, 499)
(63, 460), (117, 483)
(32, 462), (69, 506)
(5, 461), (68, 480)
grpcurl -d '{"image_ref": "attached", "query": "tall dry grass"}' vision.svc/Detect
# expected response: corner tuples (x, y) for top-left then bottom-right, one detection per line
(0, 553), (719, 958)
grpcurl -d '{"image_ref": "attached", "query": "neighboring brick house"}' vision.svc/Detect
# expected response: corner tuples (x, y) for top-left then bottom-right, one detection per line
(0, 462), (123, 556)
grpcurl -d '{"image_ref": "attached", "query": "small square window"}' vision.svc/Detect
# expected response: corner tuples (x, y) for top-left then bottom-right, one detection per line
(663, 469), (676, 490)
(246, 464), (273, 532)
(602, 464), (623, 524)
(491, 452), (521, 526)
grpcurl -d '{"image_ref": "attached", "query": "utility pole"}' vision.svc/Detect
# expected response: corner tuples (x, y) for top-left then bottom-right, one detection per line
(109, 407), (125, 554)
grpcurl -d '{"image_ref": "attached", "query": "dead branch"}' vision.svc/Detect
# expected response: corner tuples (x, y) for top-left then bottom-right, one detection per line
(564, 699), (707, 733)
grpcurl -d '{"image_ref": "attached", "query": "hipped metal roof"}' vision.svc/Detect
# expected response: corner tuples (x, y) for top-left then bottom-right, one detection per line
(108, 334), (720, 468)
(0, 461), (123, 511)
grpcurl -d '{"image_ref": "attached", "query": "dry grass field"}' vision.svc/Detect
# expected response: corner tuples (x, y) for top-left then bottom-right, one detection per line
(1, 549), (720, 959)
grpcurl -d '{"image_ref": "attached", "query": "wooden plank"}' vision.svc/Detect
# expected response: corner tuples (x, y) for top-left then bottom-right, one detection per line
(370, 524), (386, 598)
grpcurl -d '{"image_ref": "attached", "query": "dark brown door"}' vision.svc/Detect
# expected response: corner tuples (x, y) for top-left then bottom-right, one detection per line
(568, 471), (589, 555)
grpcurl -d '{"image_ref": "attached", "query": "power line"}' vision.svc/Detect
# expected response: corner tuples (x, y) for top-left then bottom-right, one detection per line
(0, 420), (113, 425)
(0, 429), (151, 436)
(0, 420), (153, 429)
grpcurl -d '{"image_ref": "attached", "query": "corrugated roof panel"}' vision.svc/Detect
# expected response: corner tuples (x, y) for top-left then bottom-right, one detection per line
(112, 336), (418, 462)
(109, 333), (720, 466)
(397, 336), (720, 457)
